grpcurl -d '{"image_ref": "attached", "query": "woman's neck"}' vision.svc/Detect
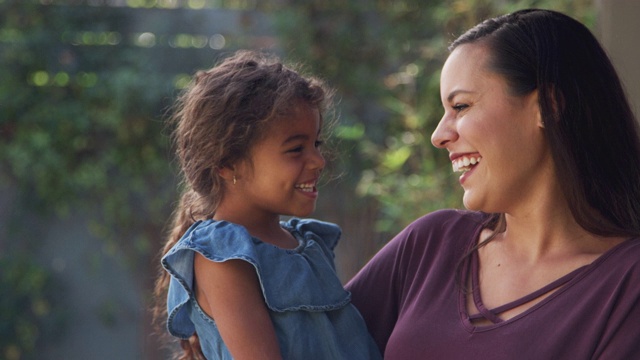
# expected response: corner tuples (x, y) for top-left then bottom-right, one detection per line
(496, 204), (625, 263)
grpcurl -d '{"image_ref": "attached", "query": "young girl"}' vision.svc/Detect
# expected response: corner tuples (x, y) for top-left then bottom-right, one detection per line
(153, 50), (381, 360)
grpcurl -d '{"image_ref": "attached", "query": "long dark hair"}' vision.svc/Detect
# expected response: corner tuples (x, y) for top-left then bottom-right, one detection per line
(451, 9), (640, 238)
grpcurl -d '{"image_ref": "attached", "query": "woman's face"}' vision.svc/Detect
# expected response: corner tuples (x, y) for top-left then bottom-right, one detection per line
(431, 44), (551, 214)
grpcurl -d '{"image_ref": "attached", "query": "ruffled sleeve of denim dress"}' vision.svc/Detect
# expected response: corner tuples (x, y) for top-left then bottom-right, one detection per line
(162, 218), (382, 360)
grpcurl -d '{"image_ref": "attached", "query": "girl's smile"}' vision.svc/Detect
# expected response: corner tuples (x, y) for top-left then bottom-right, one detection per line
(294, 179), (319, 196)
(221, 101), (325, 223)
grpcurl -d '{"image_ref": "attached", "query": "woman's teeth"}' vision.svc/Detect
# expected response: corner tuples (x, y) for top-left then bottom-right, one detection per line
(452, 156), (481, 173)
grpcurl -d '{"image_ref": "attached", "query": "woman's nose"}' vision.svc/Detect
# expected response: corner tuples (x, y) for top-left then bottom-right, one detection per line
(431, 113), (457, 148)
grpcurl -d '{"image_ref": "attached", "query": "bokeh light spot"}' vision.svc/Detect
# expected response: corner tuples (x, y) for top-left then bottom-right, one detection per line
(53, 72), (70, 86)
(32, 71), (49, 86)
(209, 34), (225, 49)
(135, 32), (156, 47)
(188, 0), (205, 9)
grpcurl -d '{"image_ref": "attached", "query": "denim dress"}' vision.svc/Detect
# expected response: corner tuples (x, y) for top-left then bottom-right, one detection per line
(162, 218), (381, 360)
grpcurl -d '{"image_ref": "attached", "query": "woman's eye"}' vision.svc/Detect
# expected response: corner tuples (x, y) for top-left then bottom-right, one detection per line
(314, 140), (324, 148)
(288, 146), (303, 153)
(452, 103), (469, 112)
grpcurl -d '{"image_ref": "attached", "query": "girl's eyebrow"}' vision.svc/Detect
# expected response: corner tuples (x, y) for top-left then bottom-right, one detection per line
(281, 129), (321, 146)
(282, 129), (322, 146)
(281, 134), (309, 145)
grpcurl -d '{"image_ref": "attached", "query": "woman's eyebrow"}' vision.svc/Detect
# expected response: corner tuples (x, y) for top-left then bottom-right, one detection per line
(447, 89), (474, 102)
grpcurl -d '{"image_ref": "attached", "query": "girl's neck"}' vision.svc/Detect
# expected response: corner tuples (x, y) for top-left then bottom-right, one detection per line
(244, 220), (298, 249)
(213, 209), (298, 249)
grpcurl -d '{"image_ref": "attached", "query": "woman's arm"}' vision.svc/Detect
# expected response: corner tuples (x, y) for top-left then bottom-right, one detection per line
(194, 253), (282, 360)
(345, 234), (406, 355)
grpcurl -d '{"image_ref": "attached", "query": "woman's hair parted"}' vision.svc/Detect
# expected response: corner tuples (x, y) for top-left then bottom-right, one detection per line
(152, 50), (333, 359)
(450, 9), (640, 238)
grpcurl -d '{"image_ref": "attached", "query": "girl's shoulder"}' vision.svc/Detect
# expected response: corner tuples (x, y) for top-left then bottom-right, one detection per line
(167, 218), (342, 261)
(170, 219), (254, 258)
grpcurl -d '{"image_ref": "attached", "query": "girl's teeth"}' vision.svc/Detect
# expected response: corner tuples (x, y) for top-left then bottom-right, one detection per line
(295, 183), (315, 192)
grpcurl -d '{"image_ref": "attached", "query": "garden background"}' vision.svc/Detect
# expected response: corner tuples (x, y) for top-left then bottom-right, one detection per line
(1, 0), (638, 359)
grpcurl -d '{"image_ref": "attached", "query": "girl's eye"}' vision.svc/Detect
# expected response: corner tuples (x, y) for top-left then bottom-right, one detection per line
(287, 140), (323, 153)
(452, 103), (469, 112)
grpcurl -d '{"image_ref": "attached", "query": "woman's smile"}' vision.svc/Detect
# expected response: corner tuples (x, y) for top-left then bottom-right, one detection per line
(452, 154), (482, 185)
(452, 154), (482, 173)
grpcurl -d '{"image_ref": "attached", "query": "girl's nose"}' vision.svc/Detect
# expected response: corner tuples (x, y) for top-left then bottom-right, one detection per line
(309, 148), (325, 171)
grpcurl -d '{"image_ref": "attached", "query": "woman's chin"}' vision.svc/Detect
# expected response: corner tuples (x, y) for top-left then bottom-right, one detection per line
(462, 193), (481, 211)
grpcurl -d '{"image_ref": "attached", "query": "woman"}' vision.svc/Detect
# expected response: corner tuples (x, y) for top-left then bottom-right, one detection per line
(346, 9), (640, 359)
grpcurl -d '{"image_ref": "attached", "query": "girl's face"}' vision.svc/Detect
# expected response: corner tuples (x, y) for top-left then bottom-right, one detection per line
(431, 44), (551, 214)
(232, 102), (325, 220)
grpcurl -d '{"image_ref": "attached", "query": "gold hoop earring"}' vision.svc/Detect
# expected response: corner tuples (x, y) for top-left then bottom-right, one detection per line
(233, 175), (237, 185)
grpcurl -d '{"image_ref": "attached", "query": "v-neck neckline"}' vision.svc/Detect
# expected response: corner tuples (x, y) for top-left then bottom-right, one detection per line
(458, 221), (635, 332)
(468, 248), (587, 324)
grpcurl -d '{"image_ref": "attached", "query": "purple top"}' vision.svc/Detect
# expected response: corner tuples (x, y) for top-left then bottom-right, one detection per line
(346, 209), (640, 359)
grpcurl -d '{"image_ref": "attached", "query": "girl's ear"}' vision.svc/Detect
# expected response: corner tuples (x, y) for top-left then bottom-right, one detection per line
(218, 166), (235, 183)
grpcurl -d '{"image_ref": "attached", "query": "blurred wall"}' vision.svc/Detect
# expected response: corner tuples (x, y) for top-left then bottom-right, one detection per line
(597, 0), (640, 118)
(38, 213), (144, 359)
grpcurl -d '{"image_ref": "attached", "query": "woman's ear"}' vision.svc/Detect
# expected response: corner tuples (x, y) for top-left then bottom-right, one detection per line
(537, 111), (545, 129)
(540, 85), (564, 128)
(526, 89), (544, 129)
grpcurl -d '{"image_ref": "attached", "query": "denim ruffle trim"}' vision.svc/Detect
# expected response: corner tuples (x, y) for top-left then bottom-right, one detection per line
(162, 218), (349, 339)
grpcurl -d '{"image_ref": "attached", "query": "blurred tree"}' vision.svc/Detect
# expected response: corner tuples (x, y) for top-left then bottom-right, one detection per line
(0, 256), (66, 360)
(0, 0), (175, 264)
(271, 0), (594, 246)
(0, 0), (177, 357)
(0, 0), (595, 356)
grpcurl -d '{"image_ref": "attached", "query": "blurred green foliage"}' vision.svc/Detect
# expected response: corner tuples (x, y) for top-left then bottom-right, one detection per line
(0, 1), (175, 256)
(0, 0), (594, 356)
(273, 0), (594, 233)
(0, 0), (178, 356)
(0, 256), (65, 360)
(0, 0), (596, 251)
